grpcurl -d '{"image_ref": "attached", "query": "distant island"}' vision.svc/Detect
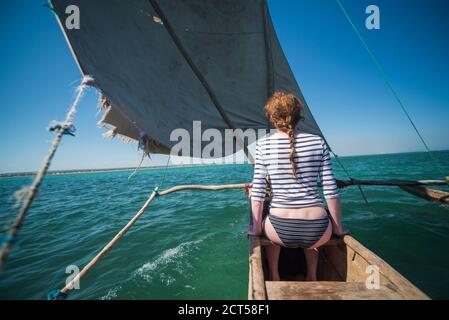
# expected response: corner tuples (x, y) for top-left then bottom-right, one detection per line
(0, 162), (245, 179)
(1, 149), (447, 179)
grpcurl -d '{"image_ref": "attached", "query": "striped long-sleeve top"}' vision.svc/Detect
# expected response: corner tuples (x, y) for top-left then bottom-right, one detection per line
(251, 132), (339, 208)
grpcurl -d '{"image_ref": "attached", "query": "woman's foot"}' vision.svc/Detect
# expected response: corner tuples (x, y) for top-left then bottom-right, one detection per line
(269, 272), (281, 281)
(306, 273), (317, 281)
(265, 244), (281, 281)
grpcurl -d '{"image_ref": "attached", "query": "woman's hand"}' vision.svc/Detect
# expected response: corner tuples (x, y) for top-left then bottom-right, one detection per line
(333, 226), (350, 237)
(246, 226), (262, 237)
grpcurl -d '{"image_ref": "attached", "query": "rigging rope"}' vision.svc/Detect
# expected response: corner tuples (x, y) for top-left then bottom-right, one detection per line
(0, 76), (93, 270)
(158, 154), (172, 191)
(128, 151), (147, 180)
(331, 151), (370, 206)
(335, 0), (447, 183)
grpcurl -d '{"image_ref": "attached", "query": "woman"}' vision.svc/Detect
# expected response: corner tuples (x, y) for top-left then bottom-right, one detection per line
(248, 92), (346, 281)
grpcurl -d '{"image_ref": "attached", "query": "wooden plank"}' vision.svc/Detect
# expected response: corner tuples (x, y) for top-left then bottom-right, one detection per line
(343, 236), (429, 300)
(345, 245), (391, 287)
(265, 281), (405, 300)
(248, 236), (267, 300)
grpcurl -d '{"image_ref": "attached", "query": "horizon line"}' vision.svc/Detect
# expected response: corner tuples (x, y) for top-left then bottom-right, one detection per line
(1, 148), (447, 178)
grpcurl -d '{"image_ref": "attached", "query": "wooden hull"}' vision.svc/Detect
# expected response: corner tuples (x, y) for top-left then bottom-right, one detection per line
(248, 235), (429, 300)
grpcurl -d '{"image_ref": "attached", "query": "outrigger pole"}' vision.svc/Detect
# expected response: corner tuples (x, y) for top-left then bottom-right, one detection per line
(337, 178), (449, 205)
(48, 183), (249, 300)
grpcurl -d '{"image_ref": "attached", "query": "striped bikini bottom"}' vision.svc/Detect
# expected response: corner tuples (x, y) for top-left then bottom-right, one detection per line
(267, 214), (330, 249)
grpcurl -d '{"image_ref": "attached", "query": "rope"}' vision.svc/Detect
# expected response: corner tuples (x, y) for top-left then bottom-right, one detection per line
(128, 151), (147, 180)
(47, 290), (67, 301)
(335, 0), (447, 182)
(158, 154), (172, 190)
(331, 151), (370, 206)
(0, 75), (93, 270)
(0, 237), (17, 244)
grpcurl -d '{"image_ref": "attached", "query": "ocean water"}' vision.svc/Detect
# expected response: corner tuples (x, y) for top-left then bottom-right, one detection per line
(0, 151), (448, 300)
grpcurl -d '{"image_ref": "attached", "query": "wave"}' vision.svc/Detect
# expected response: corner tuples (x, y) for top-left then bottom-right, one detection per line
(99, 286), (122, 300)
(134, 239), (204, 284)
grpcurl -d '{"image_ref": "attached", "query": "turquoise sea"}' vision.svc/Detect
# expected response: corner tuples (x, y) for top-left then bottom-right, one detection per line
(0, 151), (448, 300)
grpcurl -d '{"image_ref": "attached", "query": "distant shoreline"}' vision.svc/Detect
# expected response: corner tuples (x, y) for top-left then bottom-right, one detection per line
(0, 162), (243, 179)
(1, 149), (447, 179)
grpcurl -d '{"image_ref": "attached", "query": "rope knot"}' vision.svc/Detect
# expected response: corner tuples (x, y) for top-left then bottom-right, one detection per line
(0, 236), (17, 245)
(47, 290), (67, 300)
(154, 186), (160, 199)
(81, 75), (95, 88)
(49, 123), (76, 136)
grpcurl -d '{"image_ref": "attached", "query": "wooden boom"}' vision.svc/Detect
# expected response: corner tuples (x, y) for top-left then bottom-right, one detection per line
(336, 178), (449, 205)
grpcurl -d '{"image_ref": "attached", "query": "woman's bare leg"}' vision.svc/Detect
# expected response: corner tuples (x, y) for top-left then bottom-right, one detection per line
(326, 197), (344, 234)
(304, 249), (319, 281)
(310, 221), (332, 249)
(263, 217), (284, 281)
(304, 220), (332, 281)
(265, 245), (281, 281)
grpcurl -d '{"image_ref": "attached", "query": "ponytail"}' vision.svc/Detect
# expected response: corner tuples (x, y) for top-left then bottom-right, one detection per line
(287, 125), (297, 179)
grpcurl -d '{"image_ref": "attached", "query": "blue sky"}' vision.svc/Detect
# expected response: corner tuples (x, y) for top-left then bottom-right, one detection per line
(0, 0), (448, 173)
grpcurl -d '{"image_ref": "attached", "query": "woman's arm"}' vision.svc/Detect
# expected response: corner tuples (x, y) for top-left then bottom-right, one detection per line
(248, 142), (268, 236)
(248, 199), (264, 235)
(326, 197), (346, 235)
(319, 139), (347, 235)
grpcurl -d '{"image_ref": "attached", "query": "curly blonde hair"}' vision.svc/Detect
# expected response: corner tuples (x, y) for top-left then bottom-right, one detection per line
(265, 92), (304, 178)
